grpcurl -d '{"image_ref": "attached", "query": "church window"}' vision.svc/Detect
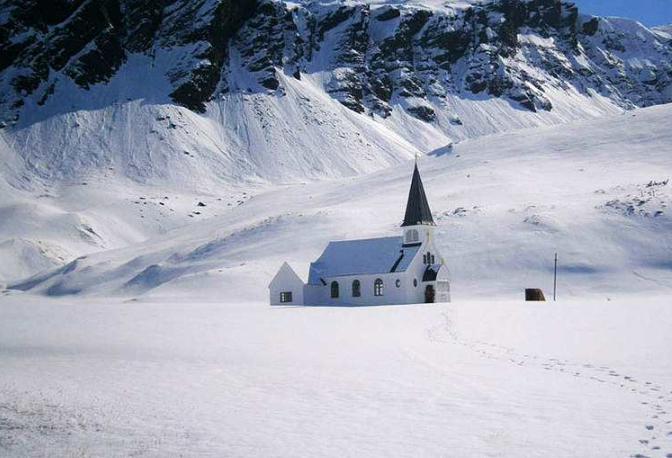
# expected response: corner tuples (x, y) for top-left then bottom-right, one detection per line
(374, 278), (384, 296)
(423, 254), (427, 264)
(331, 281), (339, 299)
(352, 280), (361, 297)
(413, 278), (418, 287)
(431, 255), (435, 264)
(280, 292), (293, 303)
(395, 279), (401, 288)
(426, 252), (431, 264)
(406, 229), (419, 243)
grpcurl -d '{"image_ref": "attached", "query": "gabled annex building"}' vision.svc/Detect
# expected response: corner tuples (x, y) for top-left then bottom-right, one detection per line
(269, 164), (451, 306)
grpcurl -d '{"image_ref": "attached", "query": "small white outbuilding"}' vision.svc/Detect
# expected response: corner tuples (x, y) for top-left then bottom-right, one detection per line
(269, 163), (451, 306)
(269, 262), (304, 306)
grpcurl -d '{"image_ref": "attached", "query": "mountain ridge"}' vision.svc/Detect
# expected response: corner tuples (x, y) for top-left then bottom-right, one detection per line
(2, 0), (671, 125)
(1, 0), (671, 189)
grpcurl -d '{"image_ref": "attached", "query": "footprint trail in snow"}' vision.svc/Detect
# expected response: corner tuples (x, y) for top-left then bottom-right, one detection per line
(428, 311), (672, 458)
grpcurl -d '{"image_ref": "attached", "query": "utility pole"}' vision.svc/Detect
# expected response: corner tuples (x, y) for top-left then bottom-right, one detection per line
(553, 253), (558, 301)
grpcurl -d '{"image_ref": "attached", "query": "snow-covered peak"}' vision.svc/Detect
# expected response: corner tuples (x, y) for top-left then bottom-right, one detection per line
(653, 23), (672, 39)
(285, 0), (483, 9)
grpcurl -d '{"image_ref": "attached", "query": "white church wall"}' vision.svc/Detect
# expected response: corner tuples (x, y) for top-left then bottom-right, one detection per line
(407, 245), (427, 304)
(403, 225), (433, 246)
(404, 232), (452, 304)
(305, 272), (424, 306)
(436, 265), (451, 303)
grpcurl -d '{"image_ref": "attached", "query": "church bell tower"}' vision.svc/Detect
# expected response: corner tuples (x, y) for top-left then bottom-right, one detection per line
(401, 162), (435, 246)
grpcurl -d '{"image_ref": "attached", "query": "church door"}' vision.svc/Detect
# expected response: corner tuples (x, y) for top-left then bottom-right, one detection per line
(424, 285), (435, 303)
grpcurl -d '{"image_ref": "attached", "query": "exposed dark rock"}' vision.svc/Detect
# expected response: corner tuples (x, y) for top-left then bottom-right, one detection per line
(65, 29), (126, 89)
(1, 0), (671, 123)
(581, 17), (600, 36)
(407, 105), (436, 122)
(169, 0), (260, 112)
(375, 7), (400, 22)
(36, 82), (55, 106)
(260, 75), (280, 90)
(317, 6), (356, 40)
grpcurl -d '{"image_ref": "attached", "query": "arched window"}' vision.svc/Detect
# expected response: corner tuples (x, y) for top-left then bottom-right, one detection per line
(426, 252), (431, 264)
(374, 278), (384, 296)
(352, 280), (361, 297)
(331, 281), (339, 299)
(423, 254), (427, 264)
(431, 255), (435, 264)
(395, 279), (401, 288)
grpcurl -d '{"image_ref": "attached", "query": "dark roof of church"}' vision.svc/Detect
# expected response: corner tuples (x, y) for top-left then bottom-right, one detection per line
(307, 237), (421, 285)
(402, 163), (435, 227)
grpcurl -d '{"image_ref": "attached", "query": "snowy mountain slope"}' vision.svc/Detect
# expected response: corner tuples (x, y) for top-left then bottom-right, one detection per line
(653, 23), (672, 40)
(0, 169), (260, 283)
(0, 123), (268, 284)
(0, 56), (624, 284)
(0, 71), (428, 283)
(1, 0), (671, 186)
(9, 103), (672, 300)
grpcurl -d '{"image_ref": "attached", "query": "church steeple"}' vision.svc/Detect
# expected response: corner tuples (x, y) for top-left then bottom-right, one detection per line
(402, 163), (435, 227)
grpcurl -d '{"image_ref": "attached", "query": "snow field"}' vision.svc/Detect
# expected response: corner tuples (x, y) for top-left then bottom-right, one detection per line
(0, 296), (671, 457)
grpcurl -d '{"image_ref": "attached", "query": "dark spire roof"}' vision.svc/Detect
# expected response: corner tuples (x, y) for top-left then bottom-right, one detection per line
(402, 163), (435, 227)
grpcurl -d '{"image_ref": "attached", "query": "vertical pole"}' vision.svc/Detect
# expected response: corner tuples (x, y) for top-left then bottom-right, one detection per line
(553, 253), (558, 301)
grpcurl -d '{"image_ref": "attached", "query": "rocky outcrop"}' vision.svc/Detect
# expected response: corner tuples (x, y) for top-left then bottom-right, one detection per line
(1, 0), (126, 110)
(0, 0), (258, 116)
(166, 0), (259, 111)
(1, 0), (671, 125)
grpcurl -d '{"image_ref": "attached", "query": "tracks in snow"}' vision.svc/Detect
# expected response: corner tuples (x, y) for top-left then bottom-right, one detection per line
(427, 311), (672, 458)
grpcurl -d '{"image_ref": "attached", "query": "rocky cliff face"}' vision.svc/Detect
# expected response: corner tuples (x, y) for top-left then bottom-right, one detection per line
(1, 0), (670, 128)
(0, 0), (259, 116)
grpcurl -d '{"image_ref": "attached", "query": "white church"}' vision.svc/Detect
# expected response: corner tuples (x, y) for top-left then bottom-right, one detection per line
(269, 163), (451, 306)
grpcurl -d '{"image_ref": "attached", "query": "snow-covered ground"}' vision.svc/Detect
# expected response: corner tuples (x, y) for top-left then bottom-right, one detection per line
(1, 296), (671, 457)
